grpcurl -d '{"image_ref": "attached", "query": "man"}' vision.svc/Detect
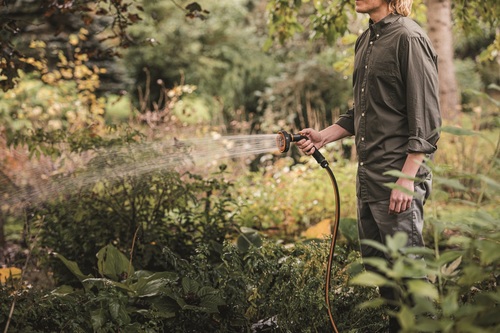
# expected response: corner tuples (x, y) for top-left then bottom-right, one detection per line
(296, 0), (441, 331)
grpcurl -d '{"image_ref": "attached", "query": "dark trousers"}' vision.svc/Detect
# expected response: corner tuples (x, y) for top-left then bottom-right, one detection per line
(357, 179), (430, 332)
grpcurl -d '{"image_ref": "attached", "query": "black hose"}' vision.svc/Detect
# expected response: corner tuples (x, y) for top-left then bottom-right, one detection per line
(324, 165), (341, 333)
(276, 131), (341, 331)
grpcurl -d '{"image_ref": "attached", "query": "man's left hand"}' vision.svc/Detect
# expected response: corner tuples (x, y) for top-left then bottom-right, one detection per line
(389, 178), (414, 214)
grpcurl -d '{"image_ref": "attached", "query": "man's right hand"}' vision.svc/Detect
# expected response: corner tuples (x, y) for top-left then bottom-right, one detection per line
(296, 128), (323, 155)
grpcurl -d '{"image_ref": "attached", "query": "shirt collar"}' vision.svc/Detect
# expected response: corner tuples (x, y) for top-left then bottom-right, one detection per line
(369, 13), (400, 38)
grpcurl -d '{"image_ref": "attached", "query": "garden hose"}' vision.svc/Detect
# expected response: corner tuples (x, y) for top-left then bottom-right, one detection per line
(276, 130), (341, 333)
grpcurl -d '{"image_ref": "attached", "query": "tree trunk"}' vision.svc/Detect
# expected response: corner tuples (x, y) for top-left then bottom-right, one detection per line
(0, 212), (4, 249)
(426, 0), (460, 121)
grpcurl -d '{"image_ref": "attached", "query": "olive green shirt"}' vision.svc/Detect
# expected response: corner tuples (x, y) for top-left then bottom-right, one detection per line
(336, 14), (441, 203)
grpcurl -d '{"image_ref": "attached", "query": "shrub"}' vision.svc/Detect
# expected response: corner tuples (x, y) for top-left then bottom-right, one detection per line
(37, 164), (237, 284)
(43, 240), (383, 332)
(0, 283), (92, 332)
(350, 208), (500, 333)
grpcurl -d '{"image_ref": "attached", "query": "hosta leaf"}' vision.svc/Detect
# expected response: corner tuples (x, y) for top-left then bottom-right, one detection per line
(97, 244), (133, 281)
(135, 278), (166, 297)
(82, 277), (134, 293)
(150, 296), (178, 317)
(53, 252), (92, 282)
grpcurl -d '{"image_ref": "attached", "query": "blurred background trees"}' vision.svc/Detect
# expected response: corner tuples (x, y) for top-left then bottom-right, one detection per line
(1, 0), (498, 128)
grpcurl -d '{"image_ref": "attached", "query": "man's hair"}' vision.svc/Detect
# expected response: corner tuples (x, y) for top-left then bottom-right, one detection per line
(387, 0), (413, 17)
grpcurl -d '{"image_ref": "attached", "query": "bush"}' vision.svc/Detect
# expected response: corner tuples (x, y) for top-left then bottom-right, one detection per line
(1, 240), (382, 332)
(350, 208), (500, 332)
(37, 164), (237, 284)
(0, 283), (92, 332)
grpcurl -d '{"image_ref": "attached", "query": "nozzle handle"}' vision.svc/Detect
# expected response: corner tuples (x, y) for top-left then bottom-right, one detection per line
(292, 134), (329, 168)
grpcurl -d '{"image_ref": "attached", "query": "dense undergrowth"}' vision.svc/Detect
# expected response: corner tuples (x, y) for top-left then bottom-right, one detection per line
(0, 140), (498, 332)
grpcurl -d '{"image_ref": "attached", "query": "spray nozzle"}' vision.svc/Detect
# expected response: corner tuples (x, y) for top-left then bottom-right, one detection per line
(276, 130), (329, 168)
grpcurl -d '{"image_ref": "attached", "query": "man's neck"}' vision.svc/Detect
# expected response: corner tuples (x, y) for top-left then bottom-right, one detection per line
(370, 7), (391, 23)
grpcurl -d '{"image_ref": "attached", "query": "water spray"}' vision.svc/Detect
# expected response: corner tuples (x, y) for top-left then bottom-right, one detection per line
(276, 130), (341, 333)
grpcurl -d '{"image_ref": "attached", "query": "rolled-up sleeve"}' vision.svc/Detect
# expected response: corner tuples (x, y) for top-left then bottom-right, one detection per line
(402, 36), (442, 154)
(336, 107), (355, 135)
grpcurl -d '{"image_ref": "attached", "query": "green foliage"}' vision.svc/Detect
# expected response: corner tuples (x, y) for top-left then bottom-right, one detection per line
(52, 244), (180, 332)
(228, 239), (383, 332)
(452, 1), (500, 36)
(0, 284), (92, 332)
(350, 209), (500, 333)
(433, 119), (499, 204)
(124, 0), (278, 130)
(234, 151), (357, 240)
(0, 35), (142, 157)
(51, 239), (383, 332)
(38, 167), (237, 283)
(257, 58), (352, 131)
(2, 239), (383, 332)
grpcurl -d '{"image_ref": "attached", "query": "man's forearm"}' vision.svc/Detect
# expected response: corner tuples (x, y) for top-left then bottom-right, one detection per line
(319, 124), (353, 148)
(401, 152), (426, 178)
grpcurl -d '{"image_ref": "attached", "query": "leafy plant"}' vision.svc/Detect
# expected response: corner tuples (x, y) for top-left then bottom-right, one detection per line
(37, 165), (237, 284)
(350, 213), (500, 333)
(52, 243), (223, 332)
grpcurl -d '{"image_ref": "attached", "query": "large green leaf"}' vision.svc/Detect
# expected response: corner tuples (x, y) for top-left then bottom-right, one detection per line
(149, 295), (178, 318)
(97, 244), (134, 281)
(109, 299), (131, 325)
(82, 277), (133, 293)
(386, 232), (408, 254)
(237, 227), (263, 252)
(53, 252), (92, 282)
(132, 271), (178, 297)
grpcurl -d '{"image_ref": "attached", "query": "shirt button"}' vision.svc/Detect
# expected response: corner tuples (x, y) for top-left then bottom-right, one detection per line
(361, 88), (364, 92)
(360, 162), (364, 166)
(376, 34), (380, 38)
(361, 113), (365, 117)
(370, 41), (373, 45)
(365, 65), (368, 69)
(361, 137), (365, 141)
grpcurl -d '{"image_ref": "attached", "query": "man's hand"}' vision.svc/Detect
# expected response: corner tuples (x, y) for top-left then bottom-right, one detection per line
(296, 128), (323, 155)
(389, 178), (414, 214)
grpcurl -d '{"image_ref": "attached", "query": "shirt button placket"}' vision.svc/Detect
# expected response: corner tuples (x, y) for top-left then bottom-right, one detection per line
(358, 34), (375, 202)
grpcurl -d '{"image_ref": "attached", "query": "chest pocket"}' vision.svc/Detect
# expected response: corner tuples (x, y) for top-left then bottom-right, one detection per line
(367, 48), (404, 110)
